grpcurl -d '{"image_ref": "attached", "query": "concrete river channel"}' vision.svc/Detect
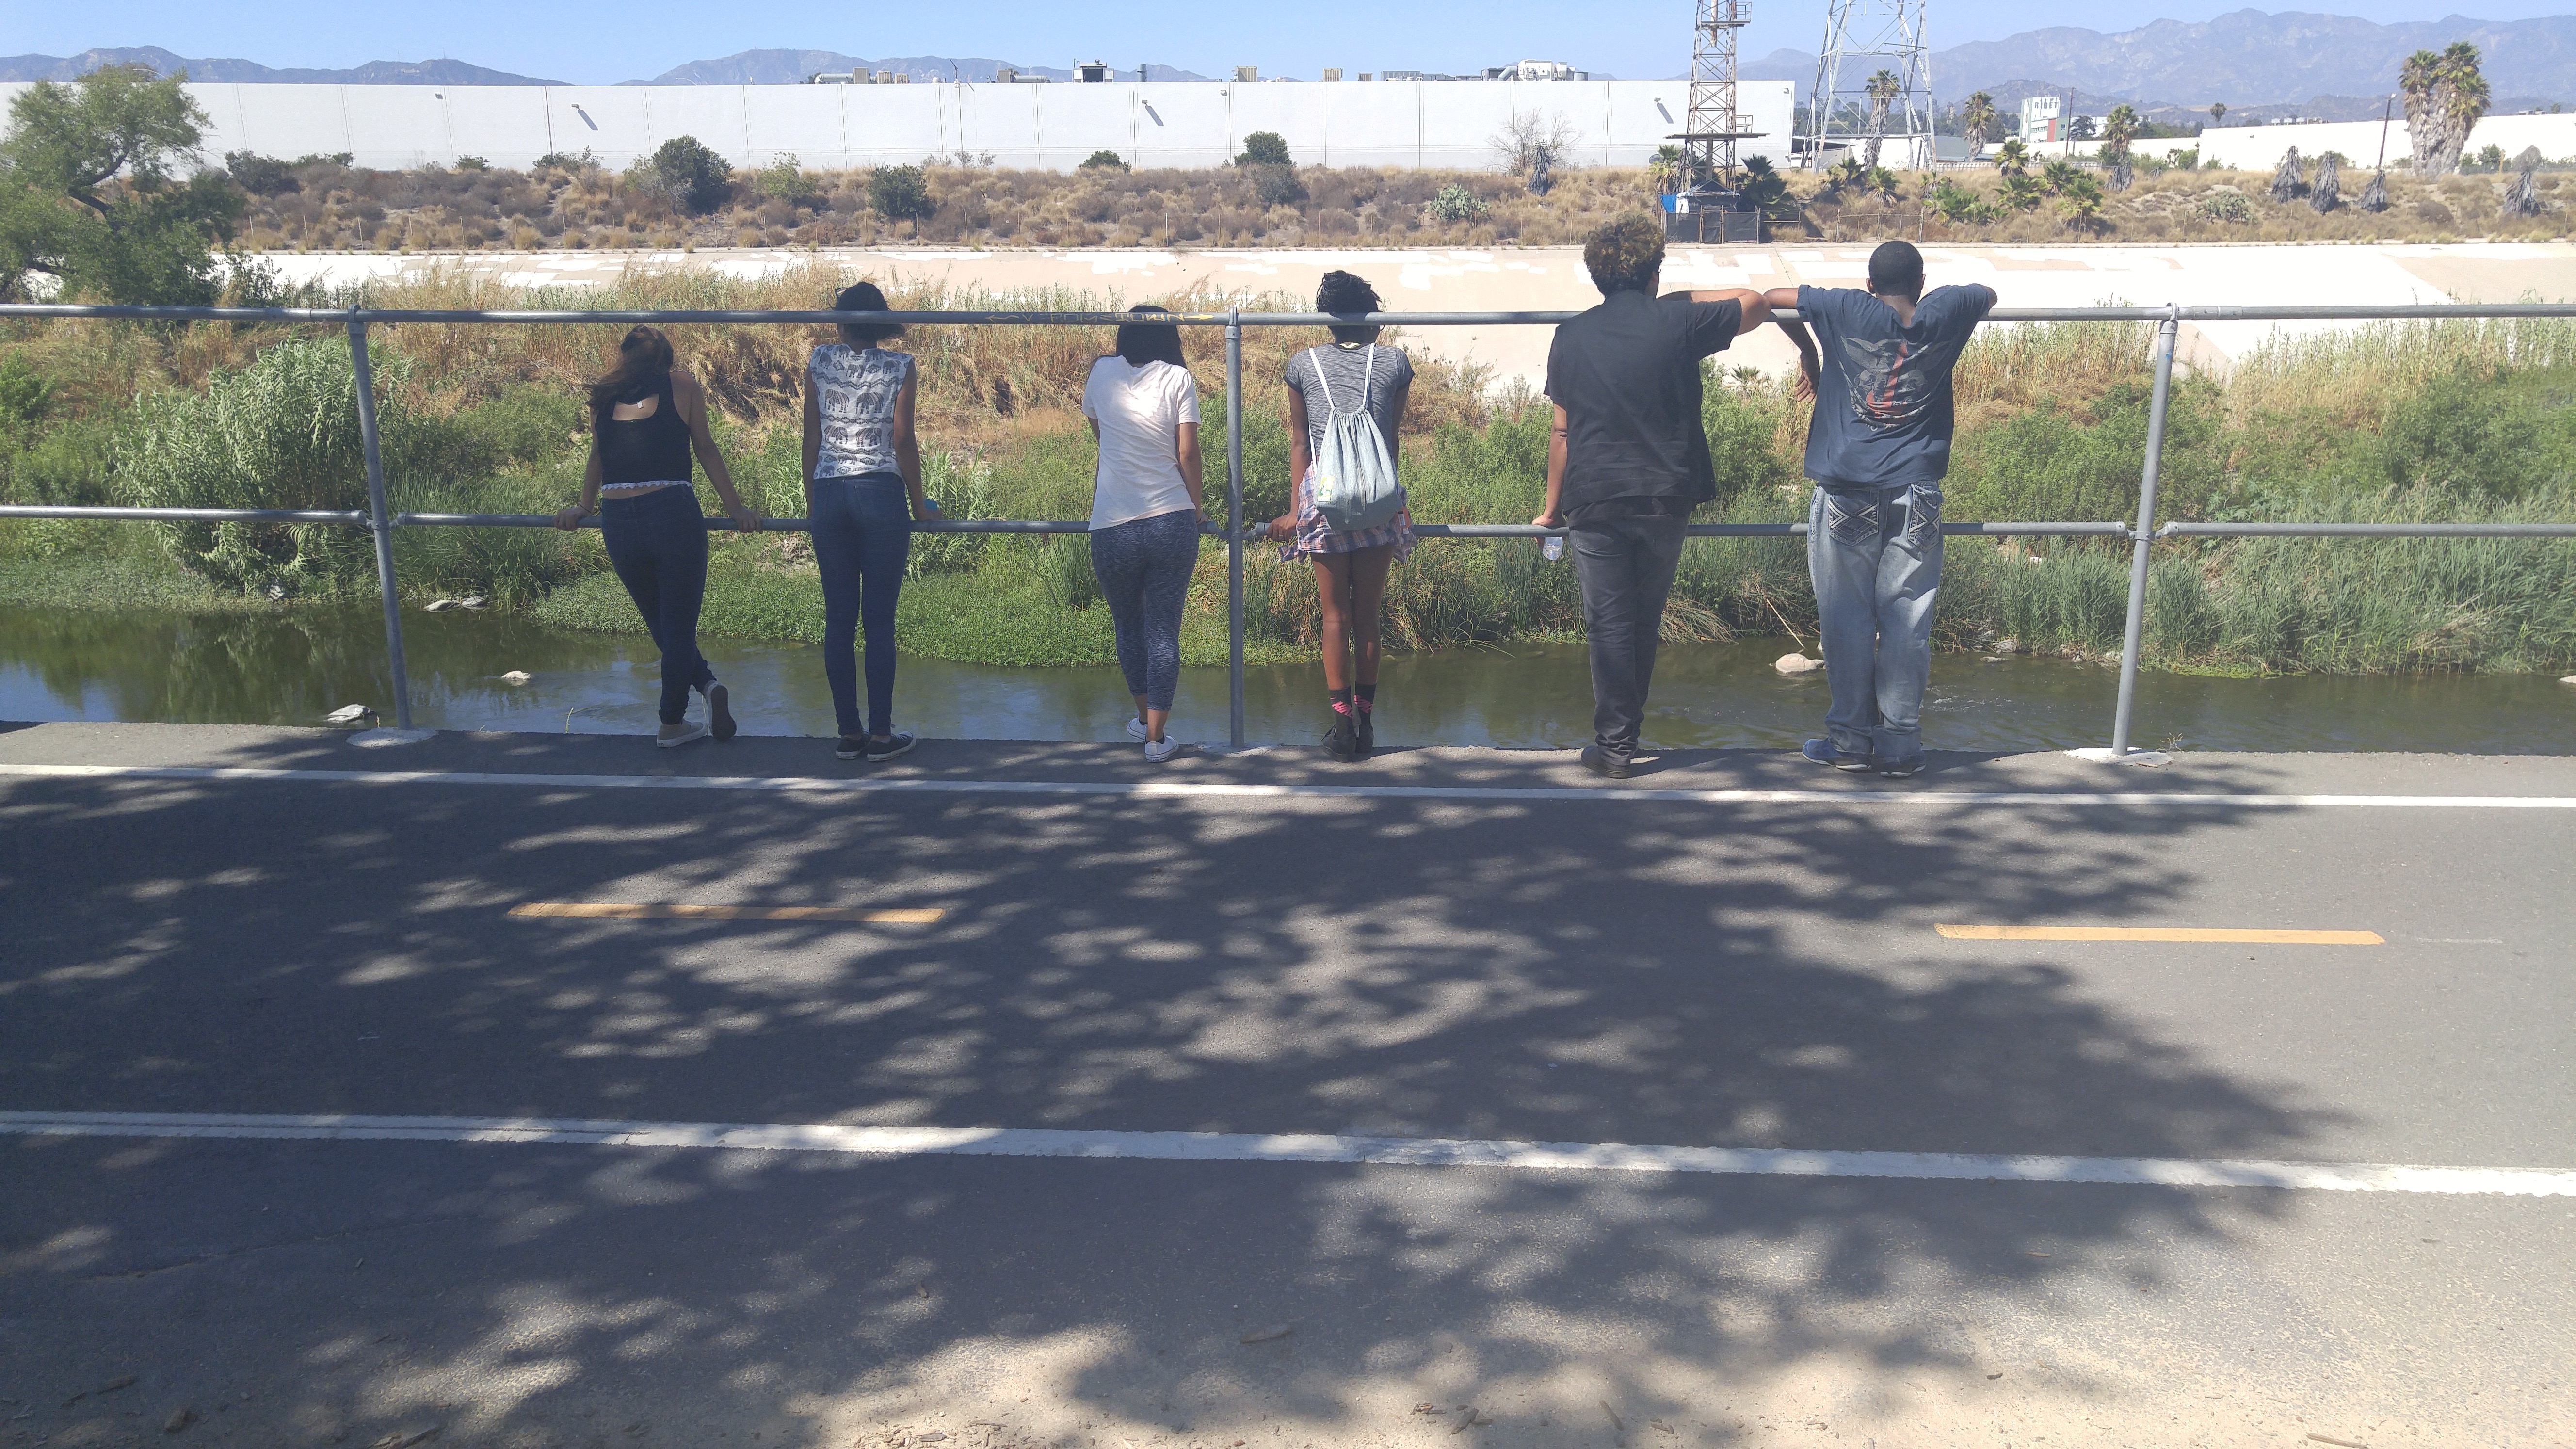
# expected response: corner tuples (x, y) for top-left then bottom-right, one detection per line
(4, 604), (2568, 754)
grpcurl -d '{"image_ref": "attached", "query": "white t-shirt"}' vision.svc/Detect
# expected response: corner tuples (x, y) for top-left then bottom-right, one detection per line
(1080, 356), (1201, 529)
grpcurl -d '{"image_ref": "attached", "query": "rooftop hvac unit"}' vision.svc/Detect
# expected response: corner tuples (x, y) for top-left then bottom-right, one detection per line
(1234, 66), (1258, 82)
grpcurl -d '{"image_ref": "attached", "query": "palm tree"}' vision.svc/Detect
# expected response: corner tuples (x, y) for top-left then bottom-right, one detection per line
(2400, 42), (2490, 177)
(1959, 91), (1998, 161)
(1863, 70), (1901, 169)
(2101, 103), (2140, 190)
(1994, 136), (2030, 179)
(2208, 101), (2227, 128)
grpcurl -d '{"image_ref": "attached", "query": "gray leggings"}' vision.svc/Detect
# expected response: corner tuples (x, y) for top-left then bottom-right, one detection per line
(1089, 509), (1200, 710)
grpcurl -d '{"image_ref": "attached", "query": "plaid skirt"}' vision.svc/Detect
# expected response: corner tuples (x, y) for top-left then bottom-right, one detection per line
(1276, 471), (1415, 564)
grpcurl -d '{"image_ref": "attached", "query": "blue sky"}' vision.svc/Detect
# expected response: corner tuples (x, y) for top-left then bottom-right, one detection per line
(21, 1), (2566, 85)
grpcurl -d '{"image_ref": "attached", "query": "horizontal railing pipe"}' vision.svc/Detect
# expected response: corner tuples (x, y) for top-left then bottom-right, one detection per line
(7, 303), (2576, 327)
(2157, 522), (2576, 538)
(0, 504), (369, 524)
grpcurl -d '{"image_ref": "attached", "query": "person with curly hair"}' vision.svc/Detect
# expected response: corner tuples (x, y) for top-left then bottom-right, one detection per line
(1534, 216), (1768, 779)
(1265, 270), (1414, 760)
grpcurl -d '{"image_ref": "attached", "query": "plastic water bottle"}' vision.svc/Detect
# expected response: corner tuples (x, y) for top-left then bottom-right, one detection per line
(1542, 536), (1565, 562)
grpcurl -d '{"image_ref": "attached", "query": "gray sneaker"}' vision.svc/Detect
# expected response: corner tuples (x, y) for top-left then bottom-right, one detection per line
(657, 720), (708, 749)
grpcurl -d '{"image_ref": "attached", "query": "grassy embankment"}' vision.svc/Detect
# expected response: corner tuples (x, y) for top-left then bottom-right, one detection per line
(2, 264), (2572, 676)
(219, 152), (2574, 254)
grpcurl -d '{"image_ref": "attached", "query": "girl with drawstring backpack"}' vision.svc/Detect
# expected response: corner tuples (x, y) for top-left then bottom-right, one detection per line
(1264, 271), (1416, 761)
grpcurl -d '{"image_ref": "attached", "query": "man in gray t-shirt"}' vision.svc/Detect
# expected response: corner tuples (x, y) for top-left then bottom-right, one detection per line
(1765, 241), (1995, 778)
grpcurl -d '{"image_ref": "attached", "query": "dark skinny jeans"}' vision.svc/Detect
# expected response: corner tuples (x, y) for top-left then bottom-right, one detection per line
(599, 484), (714, 725)
(811, 471), (912, 737)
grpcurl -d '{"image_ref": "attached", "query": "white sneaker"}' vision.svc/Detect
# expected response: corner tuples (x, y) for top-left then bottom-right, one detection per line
(657, 719), (708, 749)
(1127, 715), (1150, 741)
(1144, 736), (1182, 763)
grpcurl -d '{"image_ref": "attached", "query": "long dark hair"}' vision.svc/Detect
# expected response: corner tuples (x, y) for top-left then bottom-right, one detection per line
(834, 281), (903, 344)
(1318, 270), (1382, 344)
(1113, 304), (1187, 367)
(589, 325), (674, 419)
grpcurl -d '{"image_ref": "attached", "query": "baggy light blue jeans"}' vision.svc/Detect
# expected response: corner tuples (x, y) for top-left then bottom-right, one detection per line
(1807, 483), (1943, 763)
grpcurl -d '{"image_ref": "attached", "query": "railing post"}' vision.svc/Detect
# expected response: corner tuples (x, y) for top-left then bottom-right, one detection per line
(2109, 306), (2180, 758)
(347, 315), (415, 730)
(1225, 307), (1246, 751)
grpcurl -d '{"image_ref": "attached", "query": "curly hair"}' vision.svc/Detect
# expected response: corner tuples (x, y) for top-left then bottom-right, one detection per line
(1582, 215), (1667, 296)
(1316, 269), (1383, 344)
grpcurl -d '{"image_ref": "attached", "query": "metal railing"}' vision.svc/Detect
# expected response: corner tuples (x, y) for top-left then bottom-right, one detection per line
(4, 299), (2574, 758)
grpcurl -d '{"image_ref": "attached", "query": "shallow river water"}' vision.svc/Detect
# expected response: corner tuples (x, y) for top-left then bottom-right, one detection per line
(3, 605), (2568, 755)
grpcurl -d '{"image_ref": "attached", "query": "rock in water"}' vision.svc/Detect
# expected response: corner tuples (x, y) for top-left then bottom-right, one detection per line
(459, 595), (489, 610)
(2560, 675), (2576, 687)
(1775, 653), (1824, 676)
(424, 598), (458, 612)
(499, 671), (532, 685)
(324, 704), (376, 727)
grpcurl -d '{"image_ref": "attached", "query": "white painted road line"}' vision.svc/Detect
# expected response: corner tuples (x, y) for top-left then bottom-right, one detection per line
(3, 763), (2573, 810)
(5, 1111), (2570, 1197)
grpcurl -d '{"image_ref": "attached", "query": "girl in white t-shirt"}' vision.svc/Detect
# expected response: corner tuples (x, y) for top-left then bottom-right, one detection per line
(1079, 306), (1206, 762)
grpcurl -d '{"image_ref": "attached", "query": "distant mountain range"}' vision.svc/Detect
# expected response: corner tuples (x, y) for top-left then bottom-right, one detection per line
(1743, 9), (2575, 120)
(13, 13), (2571, 111)
(0, 46), (1207, 87)
(0, 47), (564, 86)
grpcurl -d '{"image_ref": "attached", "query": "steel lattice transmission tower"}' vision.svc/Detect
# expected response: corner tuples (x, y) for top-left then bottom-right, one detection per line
(1679, 0), (1760, 188)
(1803, 0), (1934, 171)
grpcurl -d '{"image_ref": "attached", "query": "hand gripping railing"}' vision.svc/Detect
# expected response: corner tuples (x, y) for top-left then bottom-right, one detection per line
(3, 299), (2572, 754)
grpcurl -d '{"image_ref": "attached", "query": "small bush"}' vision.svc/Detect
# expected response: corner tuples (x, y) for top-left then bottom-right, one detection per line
(756, 152), (821, 203)
(1235, 131), (1293, 167)
(1425, 183), (1488, 223)
(1249, 163), (1306, 206)
(223, 151), (302, 196)
(2197, 190), (2254, 222)
(455, 155), (490, 172)
(644, 135), (733, 214)
(869, 164), (936, 220)
(1079, 149), (1130, 172)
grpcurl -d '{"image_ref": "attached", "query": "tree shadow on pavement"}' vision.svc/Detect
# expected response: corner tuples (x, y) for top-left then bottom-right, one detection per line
(0, 735), (2395, 1446)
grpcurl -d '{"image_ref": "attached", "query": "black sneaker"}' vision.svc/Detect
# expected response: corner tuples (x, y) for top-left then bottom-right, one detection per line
(1876, 755), (1923, 778)
(864, 731), (917, 763)
(1355, 707), (1375, 757)
(705, 682), (736, 741)
(1325, 710), (1358, 761)
(835, 735), (868, 760)
(1581, 744), (1633, 780)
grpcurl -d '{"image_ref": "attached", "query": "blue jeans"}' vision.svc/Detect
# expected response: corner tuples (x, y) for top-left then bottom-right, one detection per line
(811, 472), (912, 737)
(1807, 483), (1943, 763)
(599, 484), (714, 726)
(1088, 508), (1200, 711)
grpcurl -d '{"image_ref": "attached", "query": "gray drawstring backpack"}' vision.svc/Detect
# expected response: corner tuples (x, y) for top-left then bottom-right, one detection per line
(1305, 346), (1403, 532)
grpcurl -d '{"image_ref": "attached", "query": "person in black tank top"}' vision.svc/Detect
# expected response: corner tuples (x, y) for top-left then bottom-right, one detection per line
(555, 325), (759, 747)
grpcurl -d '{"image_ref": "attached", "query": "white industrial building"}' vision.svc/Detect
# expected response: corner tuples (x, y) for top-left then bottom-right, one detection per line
(0, 78), (1796, 175)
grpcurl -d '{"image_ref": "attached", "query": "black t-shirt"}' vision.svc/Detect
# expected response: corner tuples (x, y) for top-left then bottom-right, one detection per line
(1543, 291), (1742, 524)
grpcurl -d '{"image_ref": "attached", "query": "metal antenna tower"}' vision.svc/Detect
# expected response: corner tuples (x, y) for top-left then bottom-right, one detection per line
(1803, 0), (1933, 171)
(1679, 0), (1759, 188)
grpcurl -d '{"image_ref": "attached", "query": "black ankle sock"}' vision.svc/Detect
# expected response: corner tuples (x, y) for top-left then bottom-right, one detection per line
(1331, 688), (1353, 715)
(1355, 683), (1376, 711)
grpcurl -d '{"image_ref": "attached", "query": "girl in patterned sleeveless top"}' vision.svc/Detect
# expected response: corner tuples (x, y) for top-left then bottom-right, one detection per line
(804, 282), (931, 763)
